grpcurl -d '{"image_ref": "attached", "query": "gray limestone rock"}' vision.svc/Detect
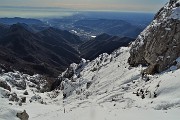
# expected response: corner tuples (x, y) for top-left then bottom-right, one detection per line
(16, 110), (29, 120)
(128, 0), (180, 74)
(0, 80), (11, 91)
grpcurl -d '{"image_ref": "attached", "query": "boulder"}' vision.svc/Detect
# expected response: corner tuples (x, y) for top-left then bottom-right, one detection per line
(21, 97), (26, 103)
(51, 77), (63, 90)
(86, 81), (92, 89)
(63, 67), (74, 79)
(9, 92), (19, 102)
(9, 79), (26, 90)
(0, 80), (11, 91)
(16, 80), (26, 90)
(23, 90), (28, 95)
(16, 110), (29, 120)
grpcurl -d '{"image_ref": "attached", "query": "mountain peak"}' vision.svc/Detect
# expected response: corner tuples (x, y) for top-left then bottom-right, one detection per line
(128, 0), (180, 74)
(9, 23), (32, 35)
(170, 0), (178, 4)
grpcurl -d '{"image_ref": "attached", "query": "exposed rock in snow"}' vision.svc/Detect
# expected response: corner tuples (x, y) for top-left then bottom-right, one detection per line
(129, 0), (180, 74)
(21, 97), (26, 103)
(23, 90), (28, 95)
(0, 47), (180, 119)
(9, 92), (19, 102)
(16, 110), (29, 120)
(170, 0), (180, 20)
(0, 80), (11, 91)
(1, 1), (180, 119)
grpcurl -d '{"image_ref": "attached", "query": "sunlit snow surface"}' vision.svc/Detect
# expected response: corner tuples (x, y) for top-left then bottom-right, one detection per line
(0, 47), (180, 120)
(1, 1), (180, 119)
(170, 0), (180, 20)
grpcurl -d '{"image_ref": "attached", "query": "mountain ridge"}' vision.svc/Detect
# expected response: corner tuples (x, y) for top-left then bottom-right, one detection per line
(0, 1), (180, 119)
(128, 0), (180, 74)
(79, 33), (134, 60)
(0, 23), (82, 78)
(0, 23), (134, 79)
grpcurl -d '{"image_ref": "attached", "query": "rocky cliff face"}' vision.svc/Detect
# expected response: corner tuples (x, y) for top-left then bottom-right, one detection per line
(128, 0), (180, 74)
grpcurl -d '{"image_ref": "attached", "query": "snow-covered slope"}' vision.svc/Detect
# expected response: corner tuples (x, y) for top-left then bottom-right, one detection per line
(60, 47), (180, 110)
(1, 47), (180, 120)
(1, 0), (180, 119)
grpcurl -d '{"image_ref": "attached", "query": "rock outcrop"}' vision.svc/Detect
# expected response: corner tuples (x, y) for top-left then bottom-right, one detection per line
(128, 0), (180, 74)
(9, 92), (19, 102)
(0, 80), (11, 91)
(16, 110), (29, 120)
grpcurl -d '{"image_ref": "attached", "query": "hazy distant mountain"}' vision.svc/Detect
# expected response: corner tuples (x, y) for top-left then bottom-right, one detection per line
(74, 19), (142, 38)
(45, 12), (153, 40)
(0, 23), (135, 77)
(0, 17), (51, 34)
(79, 33), (134, 60)
(0, 17), (43, 25)
(38, 27), (82, 45)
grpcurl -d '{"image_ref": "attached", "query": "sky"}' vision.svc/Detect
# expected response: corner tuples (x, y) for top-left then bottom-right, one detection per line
(0, 0), (169, 18)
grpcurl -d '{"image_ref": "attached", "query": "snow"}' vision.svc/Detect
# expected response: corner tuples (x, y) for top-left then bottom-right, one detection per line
(71, 30), (77, 34)
(91, 36), (96, 38)
(176, 57), (180, 63)
(0, 47), (180, 119)
(132, 0), (180, 51)
(0, 1), (180, 119)
(170, 0), (180, 20)
(165, 28), (171, 31)
(170, 66), (178, 71)
(24, 105), (180, 120)
(170, 7), (180, 20)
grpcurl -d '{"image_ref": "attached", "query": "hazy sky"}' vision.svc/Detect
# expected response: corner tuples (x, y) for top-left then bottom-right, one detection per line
(0, 0), (169, 18)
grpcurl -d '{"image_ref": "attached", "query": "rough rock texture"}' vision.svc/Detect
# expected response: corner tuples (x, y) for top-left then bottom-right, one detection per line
(23, 90), (28, 95)
(63, 65), (75, 79)
(128, 0), (180, 74)
(9, 92), (19, 102)
(50, 77), (63, 91)
(21, 97), (26, 103)
(16, 110), (29, 120)
(0, 80), (11, 91)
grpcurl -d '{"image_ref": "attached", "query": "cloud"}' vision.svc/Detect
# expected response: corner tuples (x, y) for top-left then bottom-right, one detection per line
(0, 0), (169, 12)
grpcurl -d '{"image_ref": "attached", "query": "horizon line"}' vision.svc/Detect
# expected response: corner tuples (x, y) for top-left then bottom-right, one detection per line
(0, 5), (157, 13)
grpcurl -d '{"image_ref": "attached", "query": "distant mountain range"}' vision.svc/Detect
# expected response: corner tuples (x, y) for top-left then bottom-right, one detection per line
(0, 17), (43, 25)
(45, 14), (152, 40)
(73, 19), (142, 38)
(79, 33), (134, 60)
(0, 21), (134, 78)
(0, 23), (82, 77)
(0, 16), (151, 40)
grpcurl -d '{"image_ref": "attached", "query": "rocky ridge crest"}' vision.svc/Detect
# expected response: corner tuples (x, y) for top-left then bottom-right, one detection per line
(128, 0), (180, 74)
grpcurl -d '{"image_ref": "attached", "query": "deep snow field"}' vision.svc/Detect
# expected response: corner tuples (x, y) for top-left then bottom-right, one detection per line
(0, 47), (180, 120)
